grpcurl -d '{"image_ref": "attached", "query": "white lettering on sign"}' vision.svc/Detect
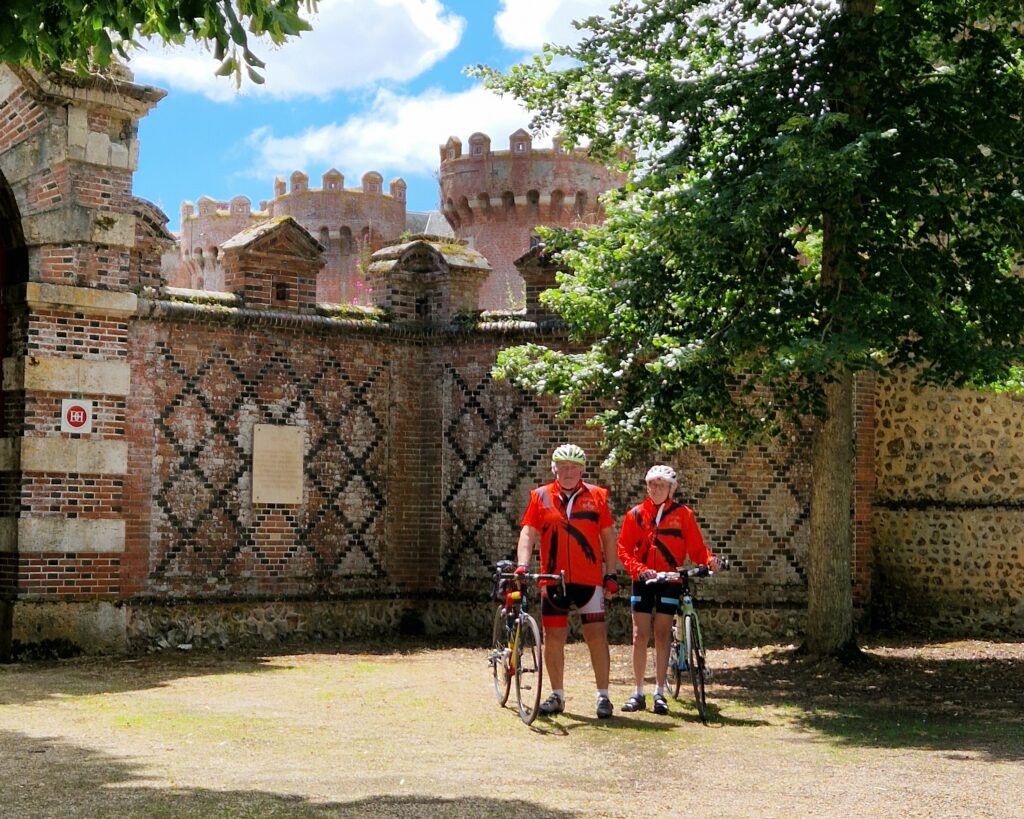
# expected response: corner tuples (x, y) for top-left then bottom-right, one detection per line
(60, 399), (94, 434)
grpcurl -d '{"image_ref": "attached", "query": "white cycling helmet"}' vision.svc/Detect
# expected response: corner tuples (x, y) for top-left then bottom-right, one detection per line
(645, 464), (678, 487)
(551, 443), (586, 465)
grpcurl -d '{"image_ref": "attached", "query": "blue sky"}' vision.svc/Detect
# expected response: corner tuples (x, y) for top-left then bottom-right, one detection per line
(129, 0), (615, 233)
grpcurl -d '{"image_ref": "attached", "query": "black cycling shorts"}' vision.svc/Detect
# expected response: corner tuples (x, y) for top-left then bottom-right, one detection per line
(629, 579), (681, 616)
(541, 582), (605, 627)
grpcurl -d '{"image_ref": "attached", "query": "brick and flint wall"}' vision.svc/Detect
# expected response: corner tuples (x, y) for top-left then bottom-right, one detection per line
(2, 67), (1017, 655)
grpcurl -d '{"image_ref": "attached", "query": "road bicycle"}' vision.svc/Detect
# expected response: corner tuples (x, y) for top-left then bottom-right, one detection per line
(649, 560), (729, 724)
(488, 560), (565, 725)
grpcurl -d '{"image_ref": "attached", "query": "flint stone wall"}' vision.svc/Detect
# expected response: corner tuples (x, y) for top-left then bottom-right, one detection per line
(873, 372), (1024, 635)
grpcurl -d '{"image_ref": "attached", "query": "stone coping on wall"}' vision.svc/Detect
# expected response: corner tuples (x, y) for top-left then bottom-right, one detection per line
(136, 295), (571, 339)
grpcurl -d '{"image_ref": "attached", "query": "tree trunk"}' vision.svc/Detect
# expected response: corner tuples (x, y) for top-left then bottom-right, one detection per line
(805, 369), (857, 657)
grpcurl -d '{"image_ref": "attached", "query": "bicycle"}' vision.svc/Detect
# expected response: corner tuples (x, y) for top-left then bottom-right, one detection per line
(488, 560), (566, 725)
(648, 560), (729, 724)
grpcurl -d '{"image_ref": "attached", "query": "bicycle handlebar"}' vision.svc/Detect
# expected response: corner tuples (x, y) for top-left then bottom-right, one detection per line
(499, 569), (567, 596)
(495, 561), (566, 596)
(645, 558), (730, 584)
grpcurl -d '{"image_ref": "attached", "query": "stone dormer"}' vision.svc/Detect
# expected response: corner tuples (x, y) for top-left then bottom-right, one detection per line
(220, 216), (324, 313)
(440, 136), (462, 162)
(510, 128), (532, 155)
(322, 169), (344, 191)
(468, 132), (491, 157)
(362, 171), (383, 195)
(366, 236), (490, 323)
(290, 171), (308, 193)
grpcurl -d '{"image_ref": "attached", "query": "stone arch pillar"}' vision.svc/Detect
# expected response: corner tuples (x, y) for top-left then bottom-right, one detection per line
(0, 168), (26, 662)
(0, 64), (164, 656)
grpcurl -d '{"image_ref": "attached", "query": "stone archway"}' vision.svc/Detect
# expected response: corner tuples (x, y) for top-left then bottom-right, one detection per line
(0, 168), (26, 662)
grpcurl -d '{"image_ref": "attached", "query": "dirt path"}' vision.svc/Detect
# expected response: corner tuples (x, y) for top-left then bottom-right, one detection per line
(1, 639), (1022, 818)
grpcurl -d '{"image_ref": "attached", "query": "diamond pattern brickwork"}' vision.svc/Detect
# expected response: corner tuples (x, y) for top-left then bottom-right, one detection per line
(439, 354), (607, 592)
(145, 332), (388, 597)
(440, 350), (813, 606)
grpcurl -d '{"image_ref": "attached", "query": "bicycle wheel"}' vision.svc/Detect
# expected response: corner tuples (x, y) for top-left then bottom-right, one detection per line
(685, 614), (707, 723)
(514, 613), (543, 725)
(670, 614), (684, 699)
(490, 607), (511, 706)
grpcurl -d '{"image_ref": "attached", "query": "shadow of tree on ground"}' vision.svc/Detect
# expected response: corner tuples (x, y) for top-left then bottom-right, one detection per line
(711, 639), (1024, 761)
(1, 730), (577, 818)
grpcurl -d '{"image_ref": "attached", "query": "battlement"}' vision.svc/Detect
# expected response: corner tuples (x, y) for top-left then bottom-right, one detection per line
(175, 168), (409, 300)
(270, 168), (406, 200)
(181, 168), (407, 256)
(437, 129), (627, 309)
(437, 130), (624, 229)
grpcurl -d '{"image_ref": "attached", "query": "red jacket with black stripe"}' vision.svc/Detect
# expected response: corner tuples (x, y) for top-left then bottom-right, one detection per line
(520, 480), (614, 586)
(617, 497), (713, 580)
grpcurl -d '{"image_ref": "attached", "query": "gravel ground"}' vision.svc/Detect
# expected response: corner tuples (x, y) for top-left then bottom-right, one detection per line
(1, 638), (1022, 818)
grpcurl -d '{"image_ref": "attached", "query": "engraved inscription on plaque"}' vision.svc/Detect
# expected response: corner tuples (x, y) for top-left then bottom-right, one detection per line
(252, 424), (304, 504)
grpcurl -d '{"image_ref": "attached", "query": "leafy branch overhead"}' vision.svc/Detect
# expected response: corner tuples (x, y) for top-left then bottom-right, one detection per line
(476, 0), (1024, 464)
(0, 0), (315, 84)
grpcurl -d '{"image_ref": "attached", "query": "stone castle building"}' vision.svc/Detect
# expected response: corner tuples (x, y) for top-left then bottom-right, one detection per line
(171, 171), (443, 304)
(0, 64), (1020, 659)
(167, 129), (625, 311)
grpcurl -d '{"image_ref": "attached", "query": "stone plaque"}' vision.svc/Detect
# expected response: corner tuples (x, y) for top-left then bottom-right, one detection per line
(252, 424), (304, 504)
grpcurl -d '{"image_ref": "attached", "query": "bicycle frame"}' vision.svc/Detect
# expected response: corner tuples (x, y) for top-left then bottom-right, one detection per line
(649, 562), (727, 723)
(489, 561), (565, 725)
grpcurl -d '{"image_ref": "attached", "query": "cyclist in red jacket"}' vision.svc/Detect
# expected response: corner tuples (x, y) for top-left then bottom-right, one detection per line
(516, 443), (619, 719)
(617, 464), (721, 715)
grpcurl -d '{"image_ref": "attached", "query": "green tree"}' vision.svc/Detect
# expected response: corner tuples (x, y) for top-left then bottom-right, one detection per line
(478, 0), (1024, 657)
(0, 0), (314, 83)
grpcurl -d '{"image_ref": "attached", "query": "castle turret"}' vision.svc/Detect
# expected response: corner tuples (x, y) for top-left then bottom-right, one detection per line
(438, 129), (626, 310)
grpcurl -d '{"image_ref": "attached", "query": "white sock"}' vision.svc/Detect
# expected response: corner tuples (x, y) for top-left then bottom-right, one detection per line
(551, 689), (565, 702)
(634, 687), (646, 697)
(655, 684), (665, 696)
(597, 688), (609, 701)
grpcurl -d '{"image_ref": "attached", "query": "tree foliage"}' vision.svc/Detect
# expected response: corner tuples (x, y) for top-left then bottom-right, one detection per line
(0, 0), (315, 84)
(478, 0), (1024, 463)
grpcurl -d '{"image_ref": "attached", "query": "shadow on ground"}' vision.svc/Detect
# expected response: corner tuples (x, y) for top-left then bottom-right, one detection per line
(0, 730), (576, 819)
(0, 638), (477, 707)
(711, 640), (1024, 761)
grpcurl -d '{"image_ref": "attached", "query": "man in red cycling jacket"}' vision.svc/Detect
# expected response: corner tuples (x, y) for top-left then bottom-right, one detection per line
(516, 443), (619, 719)
(617, 464), (721, 716)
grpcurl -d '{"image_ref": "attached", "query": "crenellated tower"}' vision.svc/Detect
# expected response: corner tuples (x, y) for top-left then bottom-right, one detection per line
(438, 129), (626, 309)
(176, 169), (408, 303)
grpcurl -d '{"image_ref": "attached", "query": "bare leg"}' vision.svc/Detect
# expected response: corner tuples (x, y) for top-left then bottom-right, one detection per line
(652, 612), (674, 688)
(631, 612), (652, 689)
(582, 621), (610, 690)
(543, 625), (568, 692)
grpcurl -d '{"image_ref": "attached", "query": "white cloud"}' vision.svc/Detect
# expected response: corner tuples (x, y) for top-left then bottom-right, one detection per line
(494, 0), (616, 51)
(242, 84), (546, 194)
(128, 0), (465, 101)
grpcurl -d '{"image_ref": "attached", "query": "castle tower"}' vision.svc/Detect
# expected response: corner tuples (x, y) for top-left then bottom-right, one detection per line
(438, 130), (626, 310)
(178, 168), (408, 304)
